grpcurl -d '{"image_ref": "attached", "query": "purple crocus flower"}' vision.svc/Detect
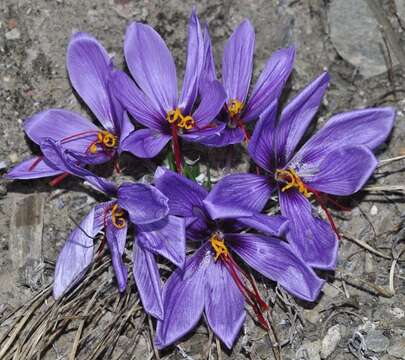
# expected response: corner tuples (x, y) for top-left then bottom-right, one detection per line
(153, 167), (324, 349)
(204, 72), (396, 270)
(196, 20), (295, 147)
(111, 10), (226, 172)
(44, 140), (185, 320)
(6, 32), (133, 183)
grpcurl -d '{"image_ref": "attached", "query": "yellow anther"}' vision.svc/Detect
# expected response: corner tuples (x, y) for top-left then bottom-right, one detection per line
(111, 204), (126, 229)
(228, 99), (244, 118)
(166, 108), (195, 130)
(179, 115), (195, 130)
(275, 168), (312, 198)
(210, 233), (228, 261)
(89, 143), (98, 154)
(167, 109), (181, 124)
(102, 133), (117, 148)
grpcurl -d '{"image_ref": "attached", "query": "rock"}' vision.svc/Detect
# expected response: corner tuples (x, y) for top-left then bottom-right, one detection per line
(9, 193), (44, 270)
(321, 324), (342, 359)
(328, 0), (390, 78)
(5, 28), (21, 41)
(390, 307), (405, 319)
(296, 340), (321, 360)
(370, 205), (378, 216)
(388, 338), (405, 359)
(365, 330), (390, 353)
(396, 0), (405, 22)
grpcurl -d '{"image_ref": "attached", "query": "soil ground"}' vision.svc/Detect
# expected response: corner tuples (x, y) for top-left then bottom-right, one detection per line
(0, 0), (404, 359)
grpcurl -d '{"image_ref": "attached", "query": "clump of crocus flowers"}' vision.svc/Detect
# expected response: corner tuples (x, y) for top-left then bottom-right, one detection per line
(5, 8), (395, 351)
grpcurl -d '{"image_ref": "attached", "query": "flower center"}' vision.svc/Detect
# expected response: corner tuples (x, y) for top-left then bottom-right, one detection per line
(111, 204), (126, 229)
(275, 168), (312, 198)
(210, 232), (229, 261)
(228, 99), (244, 118)
(89, 131), (118, 154)
(166, 108), (195, 130)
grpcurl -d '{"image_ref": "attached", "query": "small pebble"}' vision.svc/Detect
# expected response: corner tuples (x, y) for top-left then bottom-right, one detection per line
(390, 307), (405, 319)
(388, 338), (405, 359)
(370, 204), (378, 216)
(5, 28), (21, 40)
(321, 324), (342, 359)
(365, 330), (390, 353)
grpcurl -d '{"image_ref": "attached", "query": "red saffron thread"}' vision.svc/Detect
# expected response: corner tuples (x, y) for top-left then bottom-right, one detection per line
(49, 172), (70, 187)
(221, 254), (270, 330)
(28, 156), (44, 171)
(171, 125), (183, 174)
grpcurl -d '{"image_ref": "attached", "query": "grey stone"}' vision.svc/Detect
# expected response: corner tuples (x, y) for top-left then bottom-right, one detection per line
(388, 338), (405, 359)
(5, 28), (21, 40)
(328, 0), (389, 78)
(365, 330), (390, 353)
(321, 325), (342, 359)
(396, 0), (405, 21)
(296, 340), (321, 360)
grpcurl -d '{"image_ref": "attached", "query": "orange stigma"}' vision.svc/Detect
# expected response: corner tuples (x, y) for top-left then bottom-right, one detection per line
(228, 99), (244, 118)
(166, 108), (195, 130)
(210, 232), (229, 261)
(111, 204), (126, 229)
(275, 168), (312, 198)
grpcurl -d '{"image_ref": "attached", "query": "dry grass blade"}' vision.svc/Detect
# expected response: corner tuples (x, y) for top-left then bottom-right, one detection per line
(342, 234), (391, 259)
(363, 184), (405, 193)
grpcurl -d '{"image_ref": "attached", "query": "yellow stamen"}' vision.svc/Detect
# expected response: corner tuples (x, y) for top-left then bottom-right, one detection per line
(89, 143), (98, 154)
(102, 133), (117, 148)
(210, 232), (229, 261)
(90, 130), (118, 154)
(275, 168), (312, 198)
(166, 108), (195, 129)
(167, 109), (181, 124)
(111, 204), (126, 229)
(228, 99), (244, 118)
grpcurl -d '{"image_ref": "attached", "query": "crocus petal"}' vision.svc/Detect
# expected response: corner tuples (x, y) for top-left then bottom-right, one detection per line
(53, 202), (108, 299)
(192, 80), (227, 127)
(137, 215), (186, 269)
(205, 259), (245, 349)
(154, 167), (208, 219)
(243, 47), (295, 122)
(155, 246), (210, 349)
(111, 70), (165, 131)
(222, 20), (255, 103)
(133, 243), (164, 319)
(204, 173), (272, 219)
(5, 156), (62, 180)
(117, 182), (169, 225)
(106, 220), (128, 292)
(197, 126), (244, 147)
(237, 214), (288, 237)
(290, 107), (396, 168)
(180, 122), (226, 144)
(227, 233), (325, 302)
(302, 146), (378, 196)
(40, 139), (117, 195)
(248, 100), (278, 172)
(178, 9), (204, 114)
(201, 24), (217, 82)
(67, 32), (115, 131)
(125, 22), (177, 115)
(279, 189), (338, 270)
(120, 128), (171, 159)
(117, 112), (134, 150)
(275, 72), (330, 165)
(24, 109), (100, 153)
